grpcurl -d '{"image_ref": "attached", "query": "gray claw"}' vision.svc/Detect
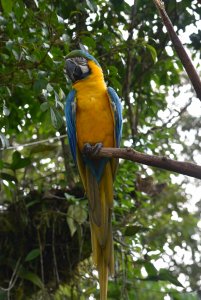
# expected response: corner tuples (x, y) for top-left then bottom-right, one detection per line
(82, 142), (103, 156)
(83, 143), (93, 154)
(92, 143), (103, 156)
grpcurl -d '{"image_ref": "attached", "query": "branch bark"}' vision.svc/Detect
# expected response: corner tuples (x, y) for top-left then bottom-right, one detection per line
(153, 0), (201, 101)
(91, 147), (201, 180)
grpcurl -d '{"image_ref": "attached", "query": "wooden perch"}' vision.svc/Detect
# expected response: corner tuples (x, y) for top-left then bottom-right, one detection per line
(87, 147), (201, 180)
(153, 0), (201, 101)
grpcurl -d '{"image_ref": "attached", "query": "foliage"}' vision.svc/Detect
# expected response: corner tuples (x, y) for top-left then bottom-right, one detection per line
(0, 0), (201, 299)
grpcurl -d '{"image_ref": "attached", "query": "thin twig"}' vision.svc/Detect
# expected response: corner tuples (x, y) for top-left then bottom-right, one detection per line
(0, 257), (21, 300)
(0, 134), (67, 151)
(52, 220), (60, 285)
(37, 230), (45, 284)
(153, 0), (201, 100)
(148, 98), (193, 133)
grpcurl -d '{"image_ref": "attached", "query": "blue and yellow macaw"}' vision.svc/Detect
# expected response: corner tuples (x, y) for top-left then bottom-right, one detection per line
(65, 49), (122, 300)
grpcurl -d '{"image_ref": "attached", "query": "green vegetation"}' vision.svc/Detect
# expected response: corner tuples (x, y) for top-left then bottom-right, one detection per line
(0, 0), (201, 299)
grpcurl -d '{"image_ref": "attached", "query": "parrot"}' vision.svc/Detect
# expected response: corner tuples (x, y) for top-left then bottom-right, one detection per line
(64, 49), (122, 300)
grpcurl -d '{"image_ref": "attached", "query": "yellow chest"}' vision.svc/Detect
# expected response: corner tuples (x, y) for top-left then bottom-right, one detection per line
(73, 61), (114, 151)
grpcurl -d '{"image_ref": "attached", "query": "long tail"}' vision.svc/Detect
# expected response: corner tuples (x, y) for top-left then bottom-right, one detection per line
(86, 162), (114, 300)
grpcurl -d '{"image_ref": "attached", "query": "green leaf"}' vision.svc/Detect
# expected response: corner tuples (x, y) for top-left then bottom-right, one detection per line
(73, 205), (87, 224)
(67, 205), (87, 237)
(144, 262), (158, 277)
(25, 249), (40, 262)
(124, 225), (149, 236)
(40, 102), (50, 112)
(59, 88), (65, 101)
(0, 172), (18, 183)
(33, 79), (47, 93)
(19, 270), (43, 288)
(0, 160), (4, 170)
(26, 200), (40, 208)
(3, 102), (10, 116)
(146, 44), (157, 63)
(84, 286), (97, 296)
(1, 0), (13, 14)
(158, 269), (183, 287)
(64, 193), (78, 203)
(50, 107), (63, 129)
(12, 151), (21, 162)
(143, 268), (184, 288)
(14, 0), (24, 19)
(14, 158), (31, 170)
(81, 36), (96, 49)
(67, 205), (77, 237)
(5, 40), (13, 51)
(46, 83), (53, 92)
(108, 65), (118, 76)
(11, 151), (31, 170)
(86, 0), (97, 12)
(54, 91), (64, 109)
(12, 49), (19, 60)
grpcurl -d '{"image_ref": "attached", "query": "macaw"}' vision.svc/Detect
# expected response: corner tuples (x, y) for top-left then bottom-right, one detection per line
(64, 49), (122, 300)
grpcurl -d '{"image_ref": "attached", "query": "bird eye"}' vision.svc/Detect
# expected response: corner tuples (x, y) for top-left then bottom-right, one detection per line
(76, 57), (87, 66)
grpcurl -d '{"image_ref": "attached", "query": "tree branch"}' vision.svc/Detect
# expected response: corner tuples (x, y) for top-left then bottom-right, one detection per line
(153, 0), (201, 101)
(89, 147), (201, 180)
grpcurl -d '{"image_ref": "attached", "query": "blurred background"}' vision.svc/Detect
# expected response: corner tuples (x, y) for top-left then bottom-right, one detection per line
(0, 0), (201, 299)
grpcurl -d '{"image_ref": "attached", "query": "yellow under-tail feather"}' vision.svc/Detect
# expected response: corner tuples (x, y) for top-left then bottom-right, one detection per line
(88, 164), (114, 300)
(77, 149), (116, 300)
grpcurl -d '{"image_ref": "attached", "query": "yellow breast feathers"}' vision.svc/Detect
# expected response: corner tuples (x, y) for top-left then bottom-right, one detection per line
(73, 61), (115, 151)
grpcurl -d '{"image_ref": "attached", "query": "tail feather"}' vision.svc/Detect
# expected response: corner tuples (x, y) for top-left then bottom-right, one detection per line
(99, 252), (109, 300)
(86, 168), (101, 226)
(87, 161), (114, 300)
(77, 153), (117, 300)
(98, 218), (114, 300)
(90, 220), (114, 300)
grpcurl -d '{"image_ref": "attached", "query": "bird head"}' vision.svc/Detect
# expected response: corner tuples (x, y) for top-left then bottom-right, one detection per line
(65, 50), (100, 83)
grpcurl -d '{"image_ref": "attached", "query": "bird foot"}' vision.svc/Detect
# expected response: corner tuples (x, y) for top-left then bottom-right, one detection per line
(83, 143), (103, 157)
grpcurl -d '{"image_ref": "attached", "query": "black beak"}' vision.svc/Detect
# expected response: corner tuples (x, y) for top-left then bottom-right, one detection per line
(65, 59), (82, 82)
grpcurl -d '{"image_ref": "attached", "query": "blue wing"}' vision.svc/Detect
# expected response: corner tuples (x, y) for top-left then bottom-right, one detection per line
(107, 87), (122, 147)
(65, 89), (77, 163)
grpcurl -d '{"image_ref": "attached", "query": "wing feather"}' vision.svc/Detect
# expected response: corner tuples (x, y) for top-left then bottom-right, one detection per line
(65, 89), (77, 162)
(107, 87), (122, 147)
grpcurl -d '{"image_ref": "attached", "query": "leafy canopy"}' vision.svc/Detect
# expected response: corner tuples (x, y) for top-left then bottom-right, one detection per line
(0, 0), (201, 299)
